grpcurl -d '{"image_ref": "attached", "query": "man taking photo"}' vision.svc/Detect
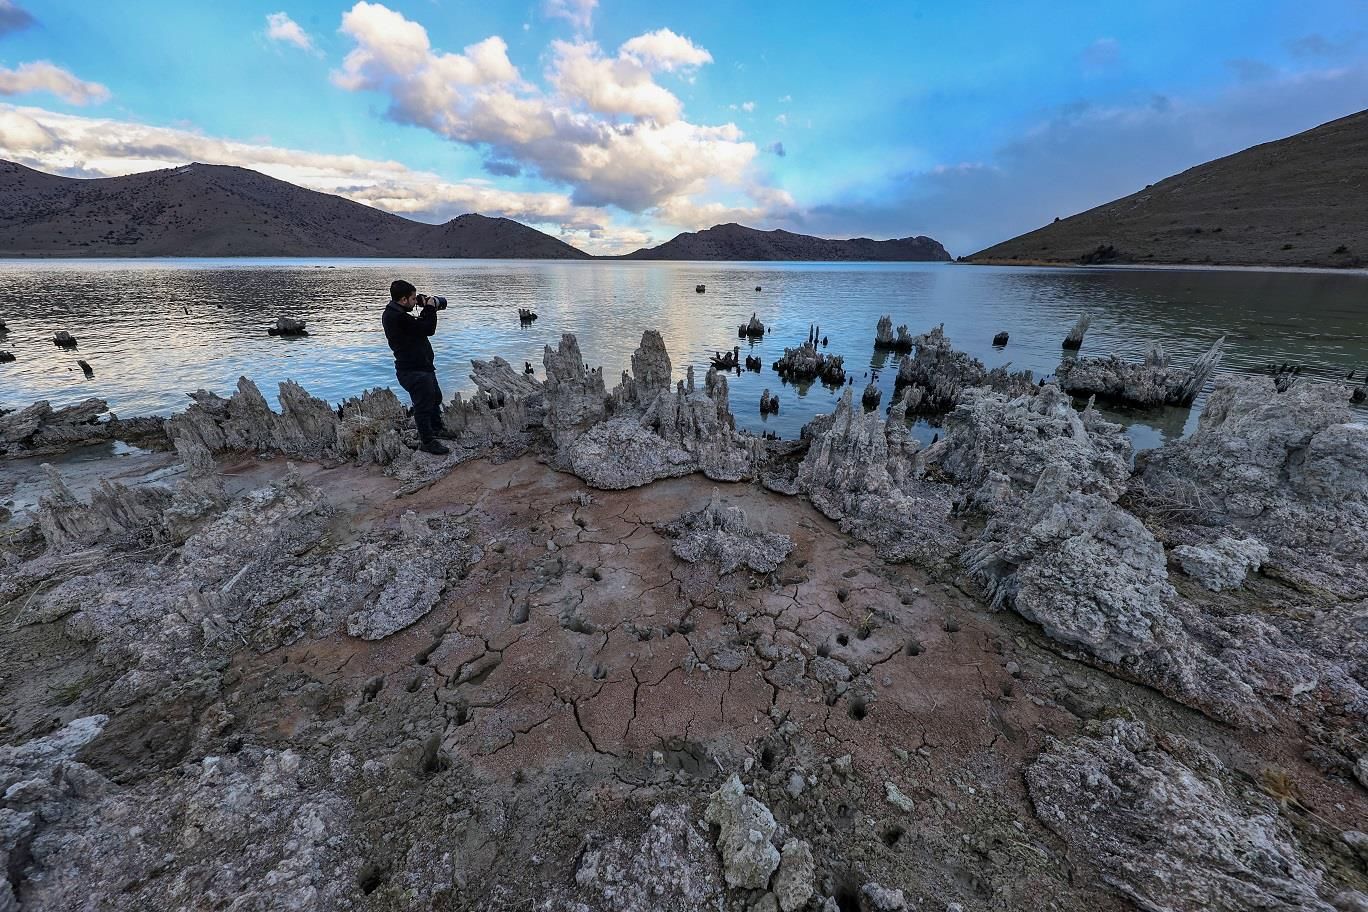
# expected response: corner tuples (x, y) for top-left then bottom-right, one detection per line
(382, 279), (452, 455)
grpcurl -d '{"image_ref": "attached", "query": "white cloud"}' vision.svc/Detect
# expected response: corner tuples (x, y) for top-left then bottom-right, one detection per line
(331, 2), (784, 221)
(544, 0), (596, 33)
(265, 12), (315, 52)
(0, 102), (659, 253)
(550, 39), (684, 123)
(0, 61), (110, 105)
(778, 94), (791, 103)
(774, 113), (787, 126)
(619, 28), (712, 72)
(740, 100), (755, 112)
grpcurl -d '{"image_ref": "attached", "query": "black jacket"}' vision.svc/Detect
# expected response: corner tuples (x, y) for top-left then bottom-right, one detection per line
(382, 300), (437, 372)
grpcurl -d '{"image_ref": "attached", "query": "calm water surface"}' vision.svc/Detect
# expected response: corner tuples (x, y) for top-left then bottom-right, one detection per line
(0, 259), (1364, 452)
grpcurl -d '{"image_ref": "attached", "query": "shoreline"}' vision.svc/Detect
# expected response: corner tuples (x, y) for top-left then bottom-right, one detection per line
(2, 329), (1366, 911)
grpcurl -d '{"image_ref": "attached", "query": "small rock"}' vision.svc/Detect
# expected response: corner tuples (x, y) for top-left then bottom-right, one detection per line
(860, 882), (908, 912)
(750, 894), (780, 912)
(705, 774), (781, 890)
(773, 840), (815, 912)
(786, 771), (806, 798)
(884, 781), (915, 814)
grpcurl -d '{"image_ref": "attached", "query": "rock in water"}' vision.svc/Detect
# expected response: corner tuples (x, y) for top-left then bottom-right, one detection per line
(738, 312), (766, 338)
(1062, 313), (1090, 350)
(1027, 719), (1337, 912)
(874, 315), (914, 352)
(772, 341), (846, 385)
(993, 331), (1009, 346)
(268, 316), (308, 337)
(53, 330), (77, 347)
(0, 350), (14, 363)
(1054, 337), (1225, 407)
(894, 325), (1034, 416)
(657, 488), (794, 573)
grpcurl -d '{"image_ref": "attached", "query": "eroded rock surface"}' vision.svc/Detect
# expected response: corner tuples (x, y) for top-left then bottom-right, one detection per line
(1028, 719), (1337, 912)
(1055, 337), (1224, 407)
(658, 488), (794, 574)
(4, 343), (1368, 912)
(894, 325), (1035, 418)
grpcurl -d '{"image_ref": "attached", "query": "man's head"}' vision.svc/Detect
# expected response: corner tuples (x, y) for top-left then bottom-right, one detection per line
(390, 279), (417, 308)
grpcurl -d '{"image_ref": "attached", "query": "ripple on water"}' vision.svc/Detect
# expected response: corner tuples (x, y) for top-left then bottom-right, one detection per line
(0, 259), (1364, 453)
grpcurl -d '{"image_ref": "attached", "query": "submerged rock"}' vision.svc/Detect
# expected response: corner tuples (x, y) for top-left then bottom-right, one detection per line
(267, 316), (308, 337)
(739, 312), (766, 338)
(1061, 313), (1090, 350)
(894, 325), (1035, 417)
(1055, 337), (1225, 407)
(773, 342), (846, 385)
(1028, 719), (1337, 912)
(657, 488), (794, 573)
(873, 315), (913, 352)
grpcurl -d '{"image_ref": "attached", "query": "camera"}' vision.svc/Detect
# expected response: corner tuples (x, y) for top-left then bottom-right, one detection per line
(418, 294), (448, 311)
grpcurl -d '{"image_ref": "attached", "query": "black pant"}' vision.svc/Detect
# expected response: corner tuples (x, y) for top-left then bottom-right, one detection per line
(396, 369), (443, 442)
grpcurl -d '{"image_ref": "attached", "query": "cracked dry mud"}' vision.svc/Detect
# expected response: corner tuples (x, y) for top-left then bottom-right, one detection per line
(2, 326), (1367, 912)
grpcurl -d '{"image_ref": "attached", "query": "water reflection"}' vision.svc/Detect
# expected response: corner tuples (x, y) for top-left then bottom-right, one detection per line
(0, 259), (1363, 453)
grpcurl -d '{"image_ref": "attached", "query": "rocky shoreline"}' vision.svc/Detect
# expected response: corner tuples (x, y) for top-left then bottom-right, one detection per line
(1, 327), (1366, 911)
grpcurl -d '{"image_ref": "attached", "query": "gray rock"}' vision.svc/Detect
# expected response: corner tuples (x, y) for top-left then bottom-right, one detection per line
(705, 774), (781, 890)
(657, 489), (794, 574)
(859, 882), (909, 911)
(574, 803), (725, 911)
(1173, 536), (1269, 591)
(894, 324), (1034, 415)
(884, 781), (915, 814)
(935, 383), (1132, 508)
(1055, 337), (1224, 407)
(773, 839), (815, 912)
(797, 388), (958, 564)
(543, 333), (607, 448)
(1027, 719), (1335, 912)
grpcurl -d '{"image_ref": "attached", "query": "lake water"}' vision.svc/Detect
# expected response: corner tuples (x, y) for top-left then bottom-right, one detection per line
(0, 259), (1364, 452)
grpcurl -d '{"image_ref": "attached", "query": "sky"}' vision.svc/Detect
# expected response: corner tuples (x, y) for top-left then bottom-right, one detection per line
(0, 0), (1366, 256)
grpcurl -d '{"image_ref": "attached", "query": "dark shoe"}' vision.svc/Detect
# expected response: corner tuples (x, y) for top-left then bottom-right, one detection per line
(419, 439), (451, 455)
(434, 429), (459, 440)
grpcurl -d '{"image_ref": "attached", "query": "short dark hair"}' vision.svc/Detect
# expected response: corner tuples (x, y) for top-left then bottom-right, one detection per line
(390, 279), (416, 300)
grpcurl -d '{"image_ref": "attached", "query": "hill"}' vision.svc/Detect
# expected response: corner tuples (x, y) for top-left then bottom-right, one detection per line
(0, 160), (590, 259)
(966, 110), (1368, 268)
(624, 222), (952, 261)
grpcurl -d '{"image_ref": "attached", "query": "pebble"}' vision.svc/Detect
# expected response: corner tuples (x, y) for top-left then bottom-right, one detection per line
(786, 771), (806, 798)
(884, 781), (915, 814)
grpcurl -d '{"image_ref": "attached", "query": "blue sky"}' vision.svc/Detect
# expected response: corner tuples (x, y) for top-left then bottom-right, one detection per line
(1, 0), (1365, 254)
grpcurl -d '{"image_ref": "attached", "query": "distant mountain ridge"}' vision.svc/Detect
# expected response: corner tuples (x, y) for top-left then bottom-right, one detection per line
(0, 160), (590, 259)
(623, 222), (952, 261)
(967, 109), (1368, 268)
